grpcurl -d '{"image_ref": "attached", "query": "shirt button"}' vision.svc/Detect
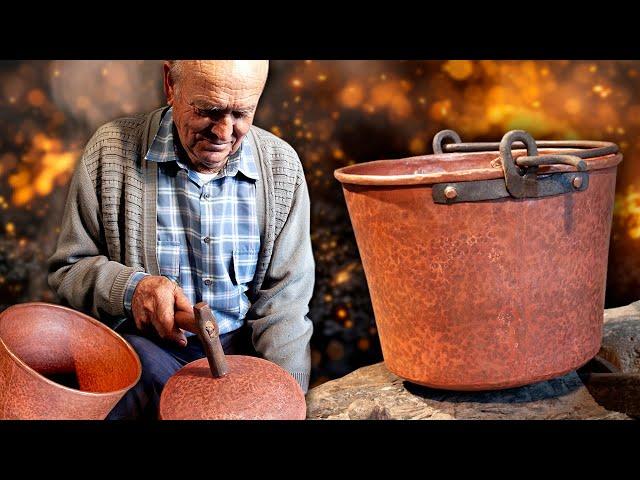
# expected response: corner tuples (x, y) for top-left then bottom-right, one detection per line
(204, 279), (213, 286)
(203, 193), (211, 200)
(203, 236), (211, 244)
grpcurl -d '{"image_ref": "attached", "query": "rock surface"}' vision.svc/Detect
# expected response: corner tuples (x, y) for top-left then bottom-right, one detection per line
(602, 300), (640, 373)
(306, 362), (628, 420)
(306, 303), (640, 420)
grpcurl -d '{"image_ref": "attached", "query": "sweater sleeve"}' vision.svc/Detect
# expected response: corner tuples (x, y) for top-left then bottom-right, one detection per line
(246, 165), (315, 393)
(47, 149), (145, 326)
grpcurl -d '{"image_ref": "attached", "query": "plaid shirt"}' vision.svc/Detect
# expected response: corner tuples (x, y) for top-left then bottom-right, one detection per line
(123, 108), (260, 335)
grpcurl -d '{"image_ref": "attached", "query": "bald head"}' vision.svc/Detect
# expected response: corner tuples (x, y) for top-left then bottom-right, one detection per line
(167, 60), (269, 92)
(162, 60), (269, 174)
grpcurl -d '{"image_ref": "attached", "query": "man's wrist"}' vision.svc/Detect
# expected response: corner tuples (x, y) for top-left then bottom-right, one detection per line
(123, 271), (150, 318)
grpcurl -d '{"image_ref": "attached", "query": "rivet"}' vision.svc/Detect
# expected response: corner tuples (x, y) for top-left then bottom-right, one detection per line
(572, 176), (583, 189)
(444, 186), (458, 199)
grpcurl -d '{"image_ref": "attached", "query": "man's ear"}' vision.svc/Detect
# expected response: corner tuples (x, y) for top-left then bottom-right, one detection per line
(163, 61), (175, 106)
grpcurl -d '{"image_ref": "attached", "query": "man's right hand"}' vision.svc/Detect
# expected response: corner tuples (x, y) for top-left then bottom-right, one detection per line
(131, 275), (193, 347)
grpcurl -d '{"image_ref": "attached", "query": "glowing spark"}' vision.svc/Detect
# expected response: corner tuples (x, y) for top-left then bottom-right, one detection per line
(339, 83), (364, 108)
(430, 99), (451, 121)
(332, 262), (358, 286)
(326, 340), (344, 361)
(614, 185), (640, 239)
(9, 134), (80, 206)
(409, 137), (426, 154)
(270, 126), (282, 137)
(443, 60), (474, 81)
(27, 89), (46, 107)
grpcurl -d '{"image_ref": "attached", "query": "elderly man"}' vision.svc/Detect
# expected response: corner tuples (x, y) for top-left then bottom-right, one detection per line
(47, 60), (314, 419)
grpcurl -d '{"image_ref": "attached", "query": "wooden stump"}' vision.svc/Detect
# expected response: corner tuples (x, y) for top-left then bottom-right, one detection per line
(306, 303), (640, 420)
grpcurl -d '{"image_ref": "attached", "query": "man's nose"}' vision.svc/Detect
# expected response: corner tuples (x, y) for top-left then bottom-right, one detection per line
(210, 114), (234, 142)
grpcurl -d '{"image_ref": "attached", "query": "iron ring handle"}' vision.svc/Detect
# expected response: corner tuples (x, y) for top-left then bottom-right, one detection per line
(516, 154), (586, 171)
(432, 129), (462, 154)
(432, 129), (618, 159)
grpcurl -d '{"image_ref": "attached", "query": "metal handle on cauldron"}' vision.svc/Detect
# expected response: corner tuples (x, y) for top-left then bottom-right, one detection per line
(499, 130), (588, 199)
(193, 302), (228, 378)
(432, 129), (618, 204)
(432, 129), (619, 158)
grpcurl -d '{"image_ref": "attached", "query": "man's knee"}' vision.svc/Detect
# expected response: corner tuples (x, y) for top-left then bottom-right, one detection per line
(123, 334), (183, 388)
(106, 334), (184, 420)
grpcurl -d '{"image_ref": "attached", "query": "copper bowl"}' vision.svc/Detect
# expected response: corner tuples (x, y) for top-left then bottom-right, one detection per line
(0, 302), (141, 419)
(159, 356), (307, 420)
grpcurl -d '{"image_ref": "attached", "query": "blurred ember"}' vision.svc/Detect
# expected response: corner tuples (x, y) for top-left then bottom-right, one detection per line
(2, 60), (640, 388)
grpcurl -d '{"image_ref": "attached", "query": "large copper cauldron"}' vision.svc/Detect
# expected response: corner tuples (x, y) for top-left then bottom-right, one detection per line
(159, 303), (306, 420)
(0, 302), (141, 419)
(334, 130), (622, 391)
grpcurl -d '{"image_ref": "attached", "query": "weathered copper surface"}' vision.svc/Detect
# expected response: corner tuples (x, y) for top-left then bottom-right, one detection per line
(159, 356), (307, 420)
(334, 143), (623, 390)
(0, 302), (141, 419)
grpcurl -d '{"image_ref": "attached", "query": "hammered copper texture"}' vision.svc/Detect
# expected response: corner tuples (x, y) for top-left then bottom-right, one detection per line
(159, 356), (307, 420)
(0, 302), (142, 419)
(335, 152), (622, 390)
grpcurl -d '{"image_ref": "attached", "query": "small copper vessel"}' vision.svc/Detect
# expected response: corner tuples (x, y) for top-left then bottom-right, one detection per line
(0, 302), (141, 419)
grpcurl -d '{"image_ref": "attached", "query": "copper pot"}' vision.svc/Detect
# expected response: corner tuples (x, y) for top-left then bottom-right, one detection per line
(0, 302), (141, 419)
(159, 303), (306, 420)
(334, 130), (622, 391)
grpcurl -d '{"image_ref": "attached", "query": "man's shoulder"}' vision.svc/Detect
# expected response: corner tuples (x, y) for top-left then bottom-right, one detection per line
(80, 112), (154, 187)
(250, 125), (300, 157)
(250, 125), (303, 171)
(86, 112), (149, 153)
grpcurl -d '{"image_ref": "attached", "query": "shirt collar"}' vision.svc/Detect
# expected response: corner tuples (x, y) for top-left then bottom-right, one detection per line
(144, 107), (258, 181)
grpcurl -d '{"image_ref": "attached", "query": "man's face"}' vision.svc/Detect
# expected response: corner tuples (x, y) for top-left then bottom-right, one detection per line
(164, 61), (267, 173)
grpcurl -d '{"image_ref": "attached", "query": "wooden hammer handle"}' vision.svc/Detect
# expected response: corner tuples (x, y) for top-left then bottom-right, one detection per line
(193, 302), (228, 378)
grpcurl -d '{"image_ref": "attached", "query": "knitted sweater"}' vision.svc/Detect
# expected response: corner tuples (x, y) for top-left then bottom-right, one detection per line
(47, 107), (315, 392)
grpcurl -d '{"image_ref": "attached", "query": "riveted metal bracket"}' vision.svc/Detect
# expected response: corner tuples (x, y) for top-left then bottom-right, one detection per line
(432, 130), (603, 204)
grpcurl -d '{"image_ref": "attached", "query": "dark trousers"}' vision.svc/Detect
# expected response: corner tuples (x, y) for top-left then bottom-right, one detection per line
(106, 325), (253, 420)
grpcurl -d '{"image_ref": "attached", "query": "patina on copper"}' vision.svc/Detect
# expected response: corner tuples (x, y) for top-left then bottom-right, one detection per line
(334, 129), (623, 391)
(0, 302), (142, 419)
(159, 302), (306, 420)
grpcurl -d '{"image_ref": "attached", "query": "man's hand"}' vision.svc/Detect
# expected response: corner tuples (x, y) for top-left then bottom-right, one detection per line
(131, 275), (193, 347)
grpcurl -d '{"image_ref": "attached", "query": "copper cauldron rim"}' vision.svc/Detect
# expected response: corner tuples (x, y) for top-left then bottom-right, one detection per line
(334, 149), (622, 187)
(0, 302), (142, 398)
